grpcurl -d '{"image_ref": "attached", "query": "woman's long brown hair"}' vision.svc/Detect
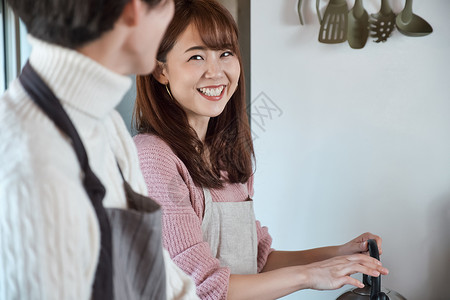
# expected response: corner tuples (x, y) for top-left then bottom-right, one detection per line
(134, 0), (254, 189)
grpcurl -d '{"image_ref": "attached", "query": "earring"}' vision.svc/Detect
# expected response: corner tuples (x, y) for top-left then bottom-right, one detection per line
(165, 84), (173, 100)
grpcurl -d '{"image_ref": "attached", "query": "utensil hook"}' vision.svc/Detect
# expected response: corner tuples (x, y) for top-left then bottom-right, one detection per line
(298, 0), (304, 25)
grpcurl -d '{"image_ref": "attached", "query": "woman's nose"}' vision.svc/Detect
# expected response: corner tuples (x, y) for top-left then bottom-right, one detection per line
(204, 58), (224, 79)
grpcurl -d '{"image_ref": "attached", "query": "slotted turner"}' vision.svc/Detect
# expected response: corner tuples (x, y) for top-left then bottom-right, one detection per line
(316, 0), (349, 44)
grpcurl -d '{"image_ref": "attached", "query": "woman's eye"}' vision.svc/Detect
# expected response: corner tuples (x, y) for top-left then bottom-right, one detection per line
(221, 51), (234, 57)
(188, 55), (203, 61)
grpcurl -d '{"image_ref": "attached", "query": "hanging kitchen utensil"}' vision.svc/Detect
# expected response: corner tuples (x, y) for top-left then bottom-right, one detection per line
(347, 0), (369, 49)
(337, 239), (407, 300)
(396, 0), (433, 37)
(316, 0), (349, 44)
(369, 0), (396, 43)
(298, 0), (304, 25)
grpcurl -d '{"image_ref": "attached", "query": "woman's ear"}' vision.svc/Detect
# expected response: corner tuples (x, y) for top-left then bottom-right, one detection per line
(153, 61), (169, 85)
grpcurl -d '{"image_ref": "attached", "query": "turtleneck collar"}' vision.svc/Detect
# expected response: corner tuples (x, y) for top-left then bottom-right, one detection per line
(27, 36), (132, 120)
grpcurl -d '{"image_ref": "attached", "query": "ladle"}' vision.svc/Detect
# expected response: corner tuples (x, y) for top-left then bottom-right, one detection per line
(396, 0), (433, 37)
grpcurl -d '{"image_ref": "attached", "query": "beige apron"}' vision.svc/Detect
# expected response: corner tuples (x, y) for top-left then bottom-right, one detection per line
(201, 188), (258, 275)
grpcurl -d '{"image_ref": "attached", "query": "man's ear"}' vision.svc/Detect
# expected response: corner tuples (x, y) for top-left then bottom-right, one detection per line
(120, 0), (141, 27)
(153, 61), (169, 85)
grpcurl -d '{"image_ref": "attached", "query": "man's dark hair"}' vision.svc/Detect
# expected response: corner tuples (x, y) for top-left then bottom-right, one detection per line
(7, 0), (163, 49)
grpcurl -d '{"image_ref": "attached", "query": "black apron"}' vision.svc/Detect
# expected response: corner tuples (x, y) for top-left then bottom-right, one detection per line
(19, 61), (166, 300)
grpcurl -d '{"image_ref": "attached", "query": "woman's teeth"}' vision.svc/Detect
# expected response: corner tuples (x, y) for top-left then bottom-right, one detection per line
(199, 86), (224, 97)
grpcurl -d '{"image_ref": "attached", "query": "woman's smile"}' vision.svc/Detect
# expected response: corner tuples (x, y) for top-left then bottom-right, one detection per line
(197, 84), (226, 101)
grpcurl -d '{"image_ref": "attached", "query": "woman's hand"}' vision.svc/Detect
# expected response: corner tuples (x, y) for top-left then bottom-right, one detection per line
(229, 243), (389, 299)
(339, 232), (383, 256)
(262, 233), (383, 273)
(300, 253), (389, 290)
(228, 254), (389, 300)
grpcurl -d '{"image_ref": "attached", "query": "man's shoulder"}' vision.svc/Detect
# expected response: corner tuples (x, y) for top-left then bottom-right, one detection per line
(0, 83), (80, 186)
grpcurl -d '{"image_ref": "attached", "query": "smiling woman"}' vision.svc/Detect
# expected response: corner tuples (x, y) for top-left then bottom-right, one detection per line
(132, 1), (388, 300)
(134, 0), (252, 190)
(155, 23), (241, 141)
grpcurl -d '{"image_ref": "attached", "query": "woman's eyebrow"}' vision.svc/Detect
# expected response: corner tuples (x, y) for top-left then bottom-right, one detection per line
(185, 46), (207, 53)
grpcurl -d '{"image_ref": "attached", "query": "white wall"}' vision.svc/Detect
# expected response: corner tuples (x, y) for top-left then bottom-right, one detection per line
(218, 0), (238, 20)
(117, 75), (137, 135)
(250, 1), (450, 299)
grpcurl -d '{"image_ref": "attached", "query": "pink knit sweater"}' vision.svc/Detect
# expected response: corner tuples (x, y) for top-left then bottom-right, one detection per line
(134, 133), (273, 299)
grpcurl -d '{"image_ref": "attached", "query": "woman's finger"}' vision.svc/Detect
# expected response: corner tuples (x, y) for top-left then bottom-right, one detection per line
(342, 276), (365, 289)
(345, 253), (382, 265)
(361, 232), (383, 255)
(342, 255), (389, 275)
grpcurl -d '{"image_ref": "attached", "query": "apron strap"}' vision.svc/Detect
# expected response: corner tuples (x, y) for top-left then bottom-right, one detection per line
(203, 188), (213, 205)
(19, 61), (114, 300)
(202, 187), (213, 217)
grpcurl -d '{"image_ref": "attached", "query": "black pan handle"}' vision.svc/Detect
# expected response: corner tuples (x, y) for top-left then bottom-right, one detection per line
(364, 239), (389, 300)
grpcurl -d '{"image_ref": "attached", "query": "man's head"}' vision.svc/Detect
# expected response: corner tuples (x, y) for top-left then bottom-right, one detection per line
(7, 0), (165, 49)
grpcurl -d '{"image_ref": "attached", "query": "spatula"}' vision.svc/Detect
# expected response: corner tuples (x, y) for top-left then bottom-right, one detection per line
(316, 0), (349, 44)
(347, 0), (369, 49)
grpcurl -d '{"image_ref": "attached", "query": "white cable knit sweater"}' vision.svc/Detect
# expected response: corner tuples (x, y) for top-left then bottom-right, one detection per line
(0, 37), (198, 300)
